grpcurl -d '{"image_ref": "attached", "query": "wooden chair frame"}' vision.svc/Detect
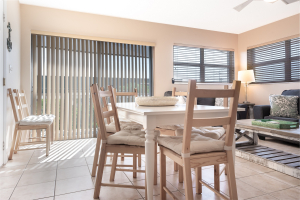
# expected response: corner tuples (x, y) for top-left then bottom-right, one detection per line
(8, 89), (53, 160)
(91, 84), (156, 199)
(159, 80), (240, 200)
(100, 87), (141, 164)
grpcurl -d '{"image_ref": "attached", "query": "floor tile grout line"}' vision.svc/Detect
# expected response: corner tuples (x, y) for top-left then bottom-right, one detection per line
(262, 170), (300, 187)
(53, 161), (58, 199)
(54, 188), (94, 198)
(8, 150), (35, 200)
(237, 174), (296, 197)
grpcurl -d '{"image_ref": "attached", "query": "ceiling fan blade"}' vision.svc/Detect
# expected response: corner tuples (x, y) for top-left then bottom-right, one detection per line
(281, 0), (299, 4)
(234, 0), (254, 12)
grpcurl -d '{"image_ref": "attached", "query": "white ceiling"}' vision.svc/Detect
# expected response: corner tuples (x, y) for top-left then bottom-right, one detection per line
(19, 0), (300, 34)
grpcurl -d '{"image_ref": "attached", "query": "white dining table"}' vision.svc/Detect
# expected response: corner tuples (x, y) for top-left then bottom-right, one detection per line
(116, 102), (244, 200)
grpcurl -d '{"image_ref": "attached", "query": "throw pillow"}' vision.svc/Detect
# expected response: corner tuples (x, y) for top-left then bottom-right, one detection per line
(269, 95), (299, 118)
(215, 98), (230, 107)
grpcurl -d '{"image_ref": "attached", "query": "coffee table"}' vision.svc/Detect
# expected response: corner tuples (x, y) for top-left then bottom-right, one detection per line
(235, 119), (300, 178)
(235, 119), (300, 145)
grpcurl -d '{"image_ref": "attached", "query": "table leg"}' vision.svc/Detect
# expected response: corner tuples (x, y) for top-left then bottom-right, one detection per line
(145, 129), (156, 200)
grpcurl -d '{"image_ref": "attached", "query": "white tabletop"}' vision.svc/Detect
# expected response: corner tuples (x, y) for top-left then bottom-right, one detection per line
(116, 102), (245, 115)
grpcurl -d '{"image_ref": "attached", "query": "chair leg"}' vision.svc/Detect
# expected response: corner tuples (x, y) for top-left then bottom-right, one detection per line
(160, 147), (166, 200)
(174, 162), (178, 171)
(195, 167), (202, 194)
(227, 151), (238, 200)
(9, 126), (19, 160)
(93, 144), (107, 199)
(46, 127), (50, 156)
(214, 165), (220, 191)
(225, 164), (228, 175)
(14, 130), (22, 154)
(154, 142), (157, 185)
(133, 153), (137, 178)
(51, 123), (54, 144)
(91, 133), (102, 177)
(179, 166), (183, 183)
(138, 154), (142, 167)
(121, 153), (125, 161)
(183, 157), (193, 200)
(110, 153), (118, 181)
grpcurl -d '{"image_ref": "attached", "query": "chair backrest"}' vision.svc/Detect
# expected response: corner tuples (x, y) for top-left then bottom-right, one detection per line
(181, 80), (241, 154)
(8, 88), (20, 123)
(172, 87), (197, 105)
(91, 84), (121, 141)
(14, 89), (30, 120)
(112, 88), (138, 103)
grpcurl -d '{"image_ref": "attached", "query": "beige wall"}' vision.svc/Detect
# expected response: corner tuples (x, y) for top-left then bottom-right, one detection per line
(237, 14), (300, 105)
(4, 0), (21, 163)
(20, 4), (238, 103)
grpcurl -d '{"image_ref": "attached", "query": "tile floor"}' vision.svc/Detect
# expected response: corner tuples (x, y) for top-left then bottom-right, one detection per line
(0, 138), (299, 200)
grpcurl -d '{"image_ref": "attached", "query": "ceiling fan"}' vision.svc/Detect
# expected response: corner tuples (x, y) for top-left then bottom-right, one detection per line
(234, 0), (300, 12)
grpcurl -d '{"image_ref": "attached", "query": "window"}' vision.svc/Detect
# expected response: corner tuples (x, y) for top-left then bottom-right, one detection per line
(247, 37), (300, 83)
(173, 45), (235, 83)
(31, 34), (153, 140)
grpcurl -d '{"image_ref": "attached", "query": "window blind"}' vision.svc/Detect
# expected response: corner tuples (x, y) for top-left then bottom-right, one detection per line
(31, 34), (153, 140)
(247, 37), (300, 83)
(173, 45), (234, 83)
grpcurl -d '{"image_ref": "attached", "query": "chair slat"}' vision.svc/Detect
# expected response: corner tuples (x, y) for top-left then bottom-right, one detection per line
(195, 89), (235, 98)
(99, 90), (113, 97)
(192, 117), (231, 127)
(103, 110), (115, 118)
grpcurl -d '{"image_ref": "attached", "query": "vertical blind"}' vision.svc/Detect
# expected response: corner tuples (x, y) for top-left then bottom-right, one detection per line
(247, 37), (300, 83)
(173, 45), (235, 83)
(31, 34), (153, 140)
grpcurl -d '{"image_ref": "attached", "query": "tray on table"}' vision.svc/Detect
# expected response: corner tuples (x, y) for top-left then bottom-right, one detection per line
(252, 119), (299, 129)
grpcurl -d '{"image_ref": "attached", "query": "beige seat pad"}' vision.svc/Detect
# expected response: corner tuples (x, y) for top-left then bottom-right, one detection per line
(19, 114), (55, 126)
(157, 133), (225, 155)
(106, 120), (144, 133)
(107, 130), (146, 146)
(175, 126), (225, 140)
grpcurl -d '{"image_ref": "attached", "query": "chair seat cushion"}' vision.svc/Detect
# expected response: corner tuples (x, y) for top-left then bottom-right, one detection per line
(19, 114), (55, 126)
(106, 120), (144, 133)
(157, 133), (225, 155)
(107, 130), (146, 146)
(175, 126), (225, 140)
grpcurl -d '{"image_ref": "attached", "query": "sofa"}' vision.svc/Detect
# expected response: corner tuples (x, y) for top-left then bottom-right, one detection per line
(253, 89), (300, 123)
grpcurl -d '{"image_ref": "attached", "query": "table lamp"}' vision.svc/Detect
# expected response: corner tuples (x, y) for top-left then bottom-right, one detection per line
(238, 70), (255, 103)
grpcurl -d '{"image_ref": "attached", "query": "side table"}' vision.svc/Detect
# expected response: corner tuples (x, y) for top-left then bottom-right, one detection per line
(238, 103), (255, 119)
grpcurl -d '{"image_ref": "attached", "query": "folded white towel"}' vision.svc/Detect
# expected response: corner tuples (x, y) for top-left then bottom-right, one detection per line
(19, 114), (55, 126)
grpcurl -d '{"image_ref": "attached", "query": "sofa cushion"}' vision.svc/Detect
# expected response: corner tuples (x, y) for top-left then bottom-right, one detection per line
(281, 89), (300, 115)
(197, 98), (215, 106)
(269, 95), (298, 118)
(157, 133), (225, 155)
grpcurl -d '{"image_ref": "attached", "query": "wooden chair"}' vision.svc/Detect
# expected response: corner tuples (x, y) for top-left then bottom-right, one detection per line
(8, 89), (54, 159)
(91, 84), (156, 199)
(100, 87), (143, 164)
(158, 80), (240, 200)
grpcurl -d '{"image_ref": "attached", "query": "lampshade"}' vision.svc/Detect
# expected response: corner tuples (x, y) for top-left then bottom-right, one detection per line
(238, 70), (255, 83)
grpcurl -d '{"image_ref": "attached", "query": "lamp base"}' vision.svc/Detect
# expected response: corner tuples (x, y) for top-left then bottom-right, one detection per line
(243, 101), (251, 104)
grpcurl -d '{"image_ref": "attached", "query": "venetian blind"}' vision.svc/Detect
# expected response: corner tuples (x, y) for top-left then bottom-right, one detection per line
(247, 37), (300, 83)
(173, 45), (235, 83)
(31, 34), (153, 140)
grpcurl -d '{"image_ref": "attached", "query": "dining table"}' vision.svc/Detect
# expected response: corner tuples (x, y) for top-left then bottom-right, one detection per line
(116, 102), (245, 200)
